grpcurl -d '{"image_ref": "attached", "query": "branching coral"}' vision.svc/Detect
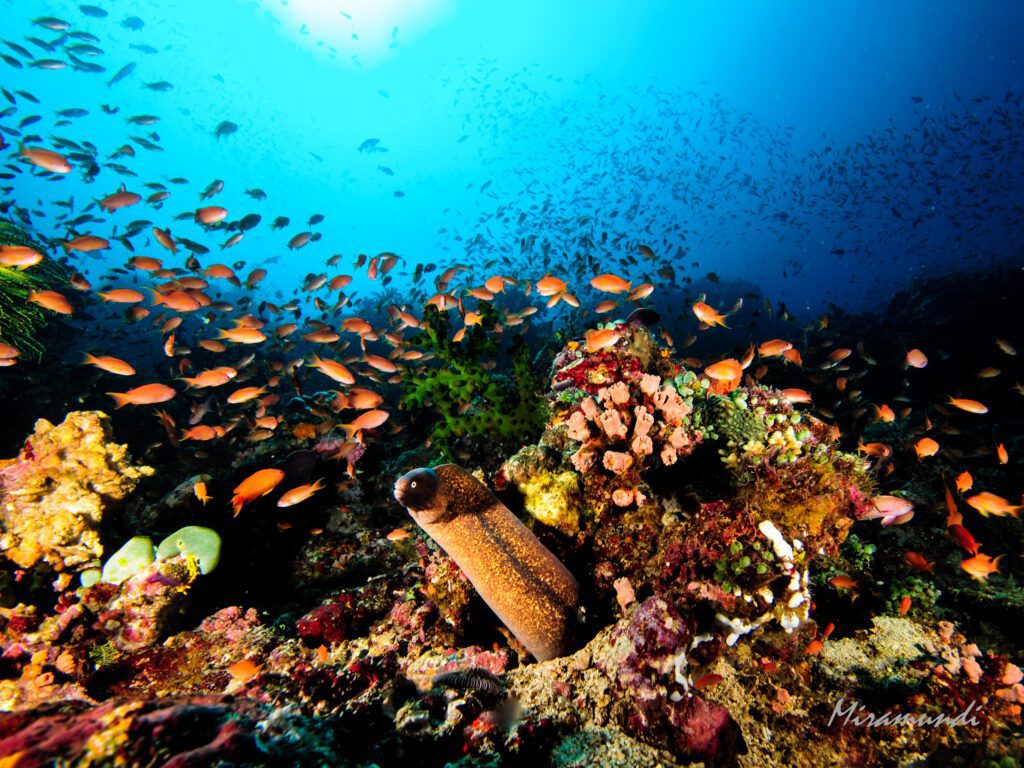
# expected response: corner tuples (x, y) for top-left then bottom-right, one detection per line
(0, 220), (70, 361)
(399, 303), (546, 460)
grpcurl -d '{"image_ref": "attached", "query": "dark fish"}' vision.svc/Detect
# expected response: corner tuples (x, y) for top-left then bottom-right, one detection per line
(245, 188), (266, 200)
(1, 54), (23, 70)
(79, 5), (109, 18)
(238, 213), (261, 231)
(33, 17), (71, 31)
(271, 216), (289, 230)
(308, 213), (324, 226)
(393, 190), (405, 198)
(378, 165), (394, 175)
(3, 41), (33, 59)
(107, 61), (136, 86)
(214, 120), (237, 139)
(121, 16), (145, 30)
(358, 138), (379, 152)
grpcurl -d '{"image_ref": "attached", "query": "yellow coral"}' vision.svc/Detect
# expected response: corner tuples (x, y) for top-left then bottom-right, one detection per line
(82, 701), (143, 766)
(0, 412), (154, 571)
(518, 470), (581, 535)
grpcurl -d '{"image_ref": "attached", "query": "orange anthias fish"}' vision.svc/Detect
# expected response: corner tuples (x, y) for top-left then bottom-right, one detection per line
(965, 492), (1022, 517)
(590, 273), (631, 293)
(905, 348), (928, 369)
(781, 388), (812, 404)
(343, 409), (390, 439)
(955, 471), (974, 494)
(231, 468), (285, 516)
(194, 481), (211, 505)
(27, 289), (73, 315)
(0, 245), (43, 270)
(914, 436), (939, 459)
(692, 300), (729, 328)
(704, 359), (742, 381)
(20, 145), (72, 173)
(903, 551), (935, 573)
(947, 397), (989, 414)
(277, 478), (326, 507)
(758, 339), (792, 357)
(83, 353), (136, 376)
(944, 482), (963, 526)
(227, 659), (261, 683)
(585, 327), (620, 353)
(535, 275), (567, 297)
(947, 524), (979, 555)
(876, 404), (896, 422)
(107, 383), (177, 408)
(996, 443), (1008, 464)
(961, 553), (1002, 582)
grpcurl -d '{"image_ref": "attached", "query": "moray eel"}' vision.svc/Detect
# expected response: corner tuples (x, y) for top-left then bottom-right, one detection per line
(395, 464), (580, 662)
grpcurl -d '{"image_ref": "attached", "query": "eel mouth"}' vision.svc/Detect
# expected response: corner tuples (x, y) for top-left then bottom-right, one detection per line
(394, 467), (439, 512)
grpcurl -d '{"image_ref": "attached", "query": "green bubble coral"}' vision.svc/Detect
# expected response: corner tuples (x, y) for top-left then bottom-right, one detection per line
(156, 526), (221, 574)
(101, 536), (155, 584)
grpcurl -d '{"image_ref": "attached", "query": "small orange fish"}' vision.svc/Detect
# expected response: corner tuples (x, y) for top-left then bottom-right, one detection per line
(535, 274), (567, 297)
(905, 349), (928, 369)
(830, 575), (857, 590)
(947, 397), (988, 414)
(590, 273), (631, 293)
(914, 437), (939, 459)
(781, 388), (812, 404)
(955, 471), (973, 494)
(692, 673), (724, 691)
(944, 482), (963, 526)
(20, 145), (72, 173)
(858, 442), (892, 459)
(898, 595), (912, 615)
(227, 386), (266, 404)
(277, 478), (326, 508)
(692, 300), (729, 328)
(28, 289), (73, 314)
(231, 468), (285, 516)
(343, 409), (390, 438)
(948, 524), (979, 555)
(194, 481), (211, 505)
(758, 339), (792, 357)
(100, 288), (146, 304)
(704, 359), (742, 381)
(876, 404), (895, 422)
(961, 553), (1002, 582)
(0, 245), (43, 270)
(996, 443), (1008, 464)
(585, 327), (620, 353)
(83, 353), (135, 376)
(903, 551), (935, 573)
(227, 659), (261, 683)
(107, 383), (176, 408)
(965, 491), (1022, 517)
(386, 528), (411, 542)
(217, 326), (266, 343)
(782, 348), (802, 367)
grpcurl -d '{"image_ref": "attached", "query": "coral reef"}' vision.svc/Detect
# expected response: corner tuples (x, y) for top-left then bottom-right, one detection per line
(0, 412), (153, 571)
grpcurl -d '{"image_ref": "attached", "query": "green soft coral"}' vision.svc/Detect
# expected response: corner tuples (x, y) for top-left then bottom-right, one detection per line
(399, 303), (546, 460)
(0, 220), (70, 361)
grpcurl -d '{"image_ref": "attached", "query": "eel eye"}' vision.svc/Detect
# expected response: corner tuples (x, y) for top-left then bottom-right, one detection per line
(411, 481), (417, 488)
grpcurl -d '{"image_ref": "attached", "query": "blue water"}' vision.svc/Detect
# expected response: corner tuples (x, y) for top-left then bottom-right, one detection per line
(3, 0), (1023, 322)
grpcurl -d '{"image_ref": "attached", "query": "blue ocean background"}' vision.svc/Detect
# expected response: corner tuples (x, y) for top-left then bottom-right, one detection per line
(6, 0), (1023, 326)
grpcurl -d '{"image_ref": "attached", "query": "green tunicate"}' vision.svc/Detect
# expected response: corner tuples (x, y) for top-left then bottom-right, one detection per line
(101, 536), (155, 584)
(80, 568), (101, 588)
(157, 526), (222, 574)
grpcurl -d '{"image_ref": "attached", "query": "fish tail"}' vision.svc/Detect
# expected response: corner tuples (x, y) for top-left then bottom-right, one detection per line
(148, 287), (164, 306)
(106, 392), (130, 409)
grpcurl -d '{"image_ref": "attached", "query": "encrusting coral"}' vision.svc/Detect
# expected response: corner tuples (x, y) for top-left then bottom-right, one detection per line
(0, 411), (154, 571)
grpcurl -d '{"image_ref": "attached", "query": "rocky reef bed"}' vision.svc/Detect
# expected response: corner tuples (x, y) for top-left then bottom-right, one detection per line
(0, 322), (1019, 767)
